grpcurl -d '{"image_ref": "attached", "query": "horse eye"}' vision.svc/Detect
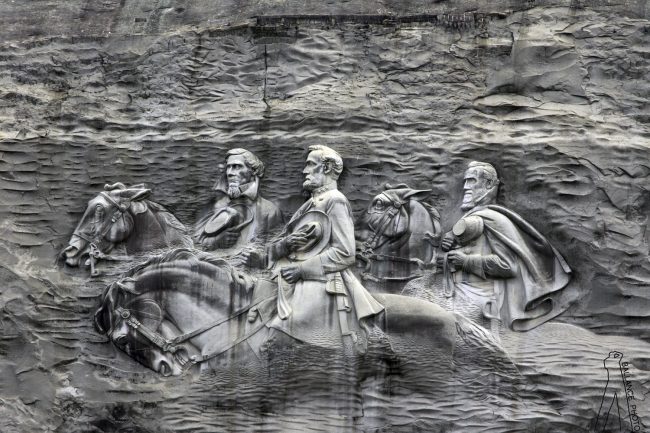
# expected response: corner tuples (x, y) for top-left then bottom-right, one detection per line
(95, 205), (105, 219)
(374, 200), (385, 210)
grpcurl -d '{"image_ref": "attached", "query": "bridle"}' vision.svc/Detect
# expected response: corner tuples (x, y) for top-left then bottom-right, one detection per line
(357, 198), (421, 280)
(110, 293), (274, 373)
(71, 192), (132, 276)
(360, 204), (400, 256)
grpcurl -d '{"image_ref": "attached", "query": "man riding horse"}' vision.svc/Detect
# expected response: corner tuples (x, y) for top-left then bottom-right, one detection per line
(435, 161), (572, 332)
(241, 145), (384, 352)
(194, 148), (284, 251)
(94, 153), (514, 378)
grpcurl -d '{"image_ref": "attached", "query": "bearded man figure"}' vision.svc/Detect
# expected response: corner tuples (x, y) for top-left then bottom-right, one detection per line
(436, 161), (572, 332)
(241, 145), (384, 352)
(194, 148), (283, 251)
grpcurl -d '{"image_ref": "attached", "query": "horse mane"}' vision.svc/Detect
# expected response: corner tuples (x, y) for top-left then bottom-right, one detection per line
(121, 248), (255, 294)
(419, 200), (441, 223)
(144, 200), (193, 247)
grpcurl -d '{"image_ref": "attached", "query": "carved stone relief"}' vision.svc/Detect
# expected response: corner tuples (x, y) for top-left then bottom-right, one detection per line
(1, 4), (649, 433)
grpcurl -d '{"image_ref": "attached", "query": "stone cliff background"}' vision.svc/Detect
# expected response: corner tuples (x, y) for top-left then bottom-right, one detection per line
(0, 1), (649, 432)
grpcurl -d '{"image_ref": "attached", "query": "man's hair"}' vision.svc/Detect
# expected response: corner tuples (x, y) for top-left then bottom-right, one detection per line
(468, 161), (499, 186)
(308, 145), (344, 179)
(226, 148), (265, 178)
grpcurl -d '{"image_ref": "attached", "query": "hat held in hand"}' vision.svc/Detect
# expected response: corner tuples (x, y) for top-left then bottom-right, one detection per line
(286, 211), (331, 260)
(203, 205), (253, 236)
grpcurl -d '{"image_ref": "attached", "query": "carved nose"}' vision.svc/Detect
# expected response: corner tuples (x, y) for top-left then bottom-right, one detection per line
(111, 324), (129, 344)
(114, 334), (128, 348)
(151, 353), (182, 377)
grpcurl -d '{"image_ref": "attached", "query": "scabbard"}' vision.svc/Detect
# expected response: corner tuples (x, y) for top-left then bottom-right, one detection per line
(326, 273), (357, 343)
(277, 275), (292, 320)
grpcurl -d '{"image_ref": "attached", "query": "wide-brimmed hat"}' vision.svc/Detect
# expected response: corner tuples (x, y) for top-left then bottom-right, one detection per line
(286, 210), (331, 260)
(203, 204), (253, 236)
(452, 215), (484, 245)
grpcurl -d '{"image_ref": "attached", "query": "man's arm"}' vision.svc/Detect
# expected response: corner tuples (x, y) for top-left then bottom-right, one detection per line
(462, 246), (517, 279)
(446, 235), (517, 279)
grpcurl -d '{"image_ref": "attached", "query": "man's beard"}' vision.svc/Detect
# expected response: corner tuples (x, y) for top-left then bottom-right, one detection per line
(462, 187), (495, 210)
(303, 179), (318, 191)
(461, 190), (475, 211)
(227, 181), (243, 198)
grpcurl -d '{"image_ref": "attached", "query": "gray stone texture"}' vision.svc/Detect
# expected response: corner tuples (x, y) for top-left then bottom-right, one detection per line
(1, 1), (649, 432)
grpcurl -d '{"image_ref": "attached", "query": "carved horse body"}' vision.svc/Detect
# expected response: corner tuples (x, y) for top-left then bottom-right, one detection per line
(63, 183), (192, 275)
(94, 250), (516, 383)
(356, 184), (441, 291)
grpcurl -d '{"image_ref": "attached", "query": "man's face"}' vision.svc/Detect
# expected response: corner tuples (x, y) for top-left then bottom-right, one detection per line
(226, 155), (253, 187)
(303, 151), (327, 191)
(461, 168), (490, 211)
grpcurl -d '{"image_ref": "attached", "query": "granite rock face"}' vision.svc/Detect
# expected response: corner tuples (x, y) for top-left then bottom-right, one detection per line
(0, 2), (649, 432)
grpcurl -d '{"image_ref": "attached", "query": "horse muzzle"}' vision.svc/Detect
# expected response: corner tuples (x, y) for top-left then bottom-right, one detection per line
(63, 239), (88, 267)
(151, 352), (186, 377)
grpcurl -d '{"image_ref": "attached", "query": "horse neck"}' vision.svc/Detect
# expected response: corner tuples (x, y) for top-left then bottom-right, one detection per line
(130, 259), (254, 345)
(148, 203), (192, 247)
(125, 202), (192, 253)
(124, 208), (168, 253)
(132, 258), (253, 312)
(405, 200), (434, 260)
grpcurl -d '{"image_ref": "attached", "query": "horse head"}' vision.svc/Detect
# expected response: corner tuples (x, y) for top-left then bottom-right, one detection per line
(357, 183), (441, 282)
(94, 249), (261, 376)
(63, 183), (191, 274)
(94, 277), (189, 377)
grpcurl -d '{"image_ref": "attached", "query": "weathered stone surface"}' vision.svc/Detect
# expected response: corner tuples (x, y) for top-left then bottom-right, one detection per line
(0, 4), (649, 432)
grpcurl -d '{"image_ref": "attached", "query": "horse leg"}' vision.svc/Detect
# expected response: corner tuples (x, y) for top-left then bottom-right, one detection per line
(372, 294), (519, 398)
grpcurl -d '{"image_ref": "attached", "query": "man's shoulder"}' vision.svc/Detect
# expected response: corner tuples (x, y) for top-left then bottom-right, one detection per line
(255, 194), (282, 213)
(319, 189), (350, 206)
(257, 194), (279, 208)
(471, 205), (518, 229)
(211, 192), (232, 208)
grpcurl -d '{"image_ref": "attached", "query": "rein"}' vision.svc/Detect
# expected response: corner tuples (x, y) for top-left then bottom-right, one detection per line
(113, 293), (274, 370)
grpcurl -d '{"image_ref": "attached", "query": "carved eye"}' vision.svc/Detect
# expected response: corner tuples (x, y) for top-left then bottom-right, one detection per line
(374, 199), (386, 211)
(94, 204), (105, 222)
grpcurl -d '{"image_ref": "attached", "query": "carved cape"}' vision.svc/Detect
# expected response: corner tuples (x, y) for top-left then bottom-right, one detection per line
(454, 204), (572, 331)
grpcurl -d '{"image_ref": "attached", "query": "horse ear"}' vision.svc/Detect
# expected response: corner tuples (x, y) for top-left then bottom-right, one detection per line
(384, 183), (409, 191)
(116, 188), (151, 213)
(118, 188), (151, 202)
(130, 189), (151, 214)
(105, 182), (126, 191)
(94, 282), (120, 334)
(402, 189), (431, 201)
(94, 304), (111, 334)
(130, 188), (151, 202)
